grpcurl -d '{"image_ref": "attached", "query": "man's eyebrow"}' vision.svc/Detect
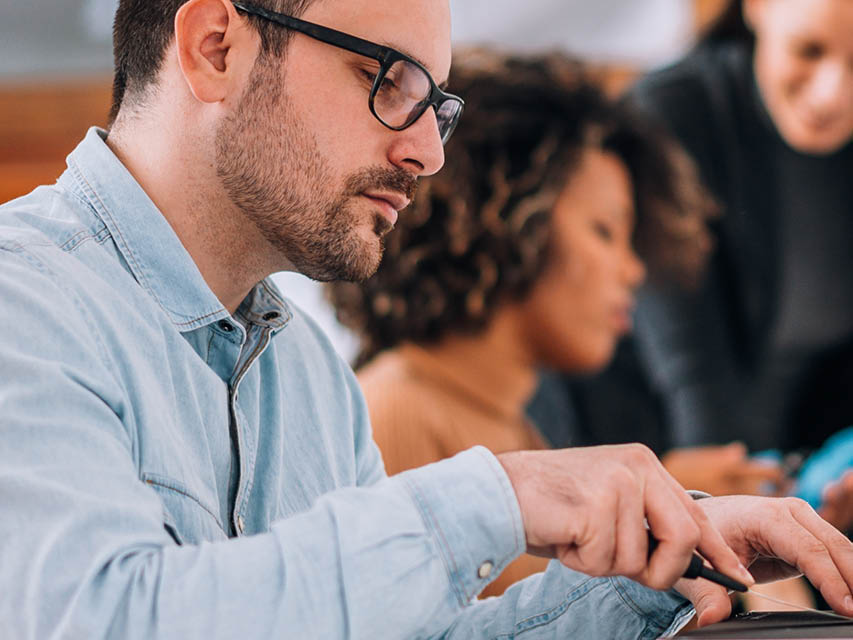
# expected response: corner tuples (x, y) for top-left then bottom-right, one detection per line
(379, 39), (449, 88)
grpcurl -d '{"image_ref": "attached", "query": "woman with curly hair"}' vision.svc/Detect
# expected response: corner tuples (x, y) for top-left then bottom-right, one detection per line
(328, 49), (721, 597)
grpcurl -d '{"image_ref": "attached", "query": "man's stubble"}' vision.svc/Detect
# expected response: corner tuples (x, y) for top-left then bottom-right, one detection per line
(215, 53), (416, 282)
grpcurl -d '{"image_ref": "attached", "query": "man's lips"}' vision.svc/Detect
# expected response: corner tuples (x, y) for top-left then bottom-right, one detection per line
(362, 192), (411, 225)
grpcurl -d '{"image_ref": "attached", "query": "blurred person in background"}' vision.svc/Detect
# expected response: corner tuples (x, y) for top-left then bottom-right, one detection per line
(526, 0), (853, 612)
(633, 0), (853, 459)
(329, 49), (723, 596)
(530, 0), (853, 519)
(632, 2), (853, 608)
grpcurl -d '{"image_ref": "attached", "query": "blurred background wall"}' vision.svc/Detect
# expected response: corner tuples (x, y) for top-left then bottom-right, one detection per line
(0, 0), (728, 359)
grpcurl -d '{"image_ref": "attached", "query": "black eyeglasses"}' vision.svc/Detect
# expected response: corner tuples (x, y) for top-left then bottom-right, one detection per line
(232, 2), (464, 145)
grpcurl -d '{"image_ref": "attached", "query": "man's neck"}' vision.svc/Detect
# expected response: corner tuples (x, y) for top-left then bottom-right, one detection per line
(106, 113), (277, 314)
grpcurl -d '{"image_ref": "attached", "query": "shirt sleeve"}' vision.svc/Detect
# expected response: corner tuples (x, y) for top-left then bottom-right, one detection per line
(0, 246), (692, 640)
(438, 564), (695, 639)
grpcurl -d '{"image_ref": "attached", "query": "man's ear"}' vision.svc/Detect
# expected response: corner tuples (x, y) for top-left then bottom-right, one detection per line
(174, 0), (257, 104)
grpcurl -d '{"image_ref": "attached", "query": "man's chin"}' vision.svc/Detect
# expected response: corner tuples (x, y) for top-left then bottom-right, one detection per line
(350, 244), (384, 282)
(301, 244), (384, 283)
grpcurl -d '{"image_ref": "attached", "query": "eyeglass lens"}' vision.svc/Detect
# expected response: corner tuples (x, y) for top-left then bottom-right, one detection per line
(373, 59), (462, 143)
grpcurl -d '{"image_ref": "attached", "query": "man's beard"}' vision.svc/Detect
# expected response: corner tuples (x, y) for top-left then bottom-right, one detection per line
(214, 55), (417, 282)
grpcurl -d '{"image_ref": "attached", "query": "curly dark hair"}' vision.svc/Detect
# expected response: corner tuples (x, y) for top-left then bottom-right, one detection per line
(329, 49), (717, 368)
(110, 0), (314, 122)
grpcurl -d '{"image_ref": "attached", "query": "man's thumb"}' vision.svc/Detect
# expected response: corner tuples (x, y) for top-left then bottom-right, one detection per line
(677, 580), (733, 627)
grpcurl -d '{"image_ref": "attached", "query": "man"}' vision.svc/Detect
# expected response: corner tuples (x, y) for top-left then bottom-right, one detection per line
(0, 0), (851, 637)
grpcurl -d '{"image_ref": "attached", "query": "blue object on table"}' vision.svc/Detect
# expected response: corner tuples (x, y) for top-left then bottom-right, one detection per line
(793, 426), (853, 509)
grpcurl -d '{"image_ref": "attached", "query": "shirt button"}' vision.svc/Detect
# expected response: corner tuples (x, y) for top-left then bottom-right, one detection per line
(262, 311), (280, 321)
(237, 515), (245, 534)
(218, 320), (234, 332)
(477, 561), (494, 579)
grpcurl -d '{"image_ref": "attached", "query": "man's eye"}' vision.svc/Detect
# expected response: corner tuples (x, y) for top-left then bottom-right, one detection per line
(379, 75), (399, 91)
(360, 68), (379, 84)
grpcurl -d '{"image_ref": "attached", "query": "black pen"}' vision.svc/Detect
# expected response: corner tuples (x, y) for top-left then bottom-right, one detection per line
(648, 533), (748, 592)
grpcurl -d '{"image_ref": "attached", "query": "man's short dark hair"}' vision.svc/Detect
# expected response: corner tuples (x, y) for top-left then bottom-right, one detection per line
(328, 49), (717, 368)
(110, 0), (314, 122)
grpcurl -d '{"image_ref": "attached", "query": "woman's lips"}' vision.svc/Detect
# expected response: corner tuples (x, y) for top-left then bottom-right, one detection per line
(610, 304), (634, 334)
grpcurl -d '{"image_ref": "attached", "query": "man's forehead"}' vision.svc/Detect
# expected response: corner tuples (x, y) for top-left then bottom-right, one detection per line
(302, 0), (453, 83)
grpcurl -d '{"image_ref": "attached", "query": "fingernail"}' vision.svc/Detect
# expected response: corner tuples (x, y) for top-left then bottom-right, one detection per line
(738, 563), (754, 583)
(845, 595), (853, 611)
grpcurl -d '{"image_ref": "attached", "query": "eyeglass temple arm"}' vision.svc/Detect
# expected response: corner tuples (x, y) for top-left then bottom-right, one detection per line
(232, 2), (393, 64)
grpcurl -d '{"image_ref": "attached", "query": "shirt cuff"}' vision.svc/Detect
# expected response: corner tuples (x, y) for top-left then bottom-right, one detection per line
(608, 577), (696, 639)
(397, 446), (525, 605)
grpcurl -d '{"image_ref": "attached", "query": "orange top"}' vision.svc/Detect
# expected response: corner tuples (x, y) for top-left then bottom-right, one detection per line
(358, 343), (550, 598)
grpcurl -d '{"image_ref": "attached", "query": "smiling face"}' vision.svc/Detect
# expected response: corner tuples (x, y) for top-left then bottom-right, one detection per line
(216, 0), (451, 281)
(516, 149), (646, 372)
(747, 0), (853, 154)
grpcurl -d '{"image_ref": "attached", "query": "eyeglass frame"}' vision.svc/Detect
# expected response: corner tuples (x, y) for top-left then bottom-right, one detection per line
(231, 1), (464, 144)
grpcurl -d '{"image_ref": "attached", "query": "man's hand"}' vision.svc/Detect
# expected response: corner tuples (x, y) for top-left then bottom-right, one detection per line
(675, 495), (853, 627)
(497, 444), (754, 591)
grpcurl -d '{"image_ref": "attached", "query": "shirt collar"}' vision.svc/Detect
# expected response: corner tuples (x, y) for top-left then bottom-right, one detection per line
(63, 127), (289, 332)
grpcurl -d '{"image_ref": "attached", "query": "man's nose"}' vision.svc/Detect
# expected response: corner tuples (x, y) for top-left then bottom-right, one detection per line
(387, 106), (446, 177)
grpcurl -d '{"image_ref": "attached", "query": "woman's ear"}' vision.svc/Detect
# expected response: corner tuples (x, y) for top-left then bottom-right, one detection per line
(174, 0), (257, 103)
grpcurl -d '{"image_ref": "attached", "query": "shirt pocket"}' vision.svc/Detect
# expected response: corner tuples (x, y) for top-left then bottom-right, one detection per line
(141, 471), (229, 545)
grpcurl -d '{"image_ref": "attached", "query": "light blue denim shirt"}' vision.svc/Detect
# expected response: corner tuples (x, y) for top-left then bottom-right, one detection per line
(0, 128), (694, 639)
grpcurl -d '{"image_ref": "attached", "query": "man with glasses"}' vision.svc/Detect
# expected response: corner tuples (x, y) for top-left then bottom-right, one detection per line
(1, 0), (853, 637)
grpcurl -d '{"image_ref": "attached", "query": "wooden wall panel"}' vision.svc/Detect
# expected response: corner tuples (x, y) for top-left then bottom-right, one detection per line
(0, 76), (112, 203)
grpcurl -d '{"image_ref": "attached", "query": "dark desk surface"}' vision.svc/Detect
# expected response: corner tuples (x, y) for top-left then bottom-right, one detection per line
(681, 611), (853, 639)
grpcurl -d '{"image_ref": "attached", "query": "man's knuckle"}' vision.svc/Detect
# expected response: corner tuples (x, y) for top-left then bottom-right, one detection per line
(625, 443), (654, 461)
(596, 467), (632, 498)
(784, 496), (814, 515)
(609, 463), (635, 485)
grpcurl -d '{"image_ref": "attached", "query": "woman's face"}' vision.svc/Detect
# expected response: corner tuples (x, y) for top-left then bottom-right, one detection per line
(747, 0), (853, 154)
(517, 149), (646, 373)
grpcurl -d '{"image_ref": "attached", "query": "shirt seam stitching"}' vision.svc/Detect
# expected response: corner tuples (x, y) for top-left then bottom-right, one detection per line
(142, 473), (227, 533)
(609, 577), (678, 632)
(2, 245), (123, 383)
(69, 159), (225, 330)
(492, 578), (604, 639)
